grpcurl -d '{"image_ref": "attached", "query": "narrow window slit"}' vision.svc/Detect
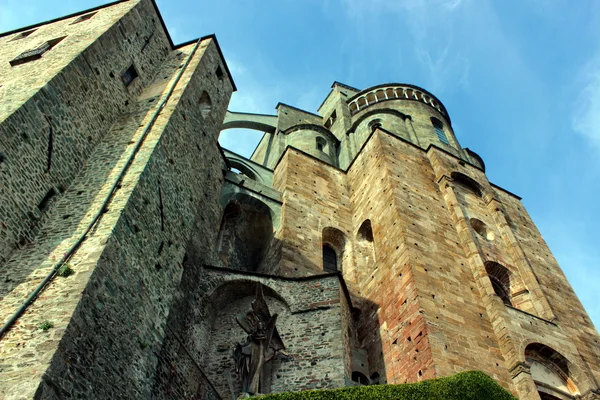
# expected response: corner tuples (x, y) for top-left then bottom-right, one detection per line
(158, 185), (165, 231)
(46, 125), (54, 172)
(38, 188), (58, 213)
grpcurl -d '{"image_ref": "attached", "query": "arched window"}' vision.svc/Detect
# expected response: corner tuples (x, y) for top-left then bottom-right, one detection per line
(370, 372), (380, 385)
(357, 219), (375, 265)
(485, 262), (512, 306)
(316, 136), (327, 152)
(351, 371), (369, 386)
(199, 91), (212, 118)
(368, 119), (382, 132)
(322, 227), (346, 273)
(217, 197), (273, 272)
(450, 172), (483, 197)
(431, 117), (449, 145)
(358, 220), (374, 242)
(228, 159), (260, 182)
(525, 343), (579, 399)
(323, 244), (337, 272)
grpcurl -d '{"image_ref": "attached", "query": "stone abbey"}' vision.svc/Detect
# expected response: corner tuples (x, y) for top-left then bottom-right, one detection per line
(0, 0), (599, 399)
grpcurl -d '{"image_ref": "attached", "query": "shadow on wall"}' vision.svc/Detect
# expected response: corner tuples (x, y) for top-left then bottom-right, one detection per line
(150, 187), (388, 397)
(215, 193), (280, 274)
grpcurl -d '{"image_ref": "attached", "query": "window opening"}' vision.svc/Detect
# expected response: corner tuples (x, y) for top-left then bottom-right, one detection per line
(38, 188), (58, 213)
(369, 119), (382, 132)
(323, 244), (337, 272)
(46, 124), (53, 172)
(485, 262), (512, 306)
(121, 64), (139, 87)
(370, 373), (380, 385)
(351, 371), (369, 386)
(10, 29), (36, 41)
(10, 36), (66, 66)
(71, 12), (97, 24)
(450, 172), (483, 197)
(316, 136), (327, 152)
(199, 91), (212, 118)
(324, 110), (337, 128)
(526, 344), (579, 399)
(431, 117), (449, 145)
(215, 65), (224, 80)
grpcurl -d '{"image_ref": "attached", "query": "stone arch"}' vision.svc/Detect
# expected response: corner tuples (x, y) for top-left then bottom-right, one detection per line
(370, 372), (380, 385)
(221, 111), (278, 133)
(322, 227), (347, 273)
(227, 157), (263, 183)
(522, 342), (584, 398)
(484, 261), (512, 306)
(202, 278), (290, 311)
(355, 219), (376, 277)
(351, 371), (369, 386)
(315, 136), (328, 152)
(368, 118), (383, 132)
(217, 194), (275, 272)
(450, 171), (484, 197)
(484, 260), (536, 312)
(348, 108), (410, 134)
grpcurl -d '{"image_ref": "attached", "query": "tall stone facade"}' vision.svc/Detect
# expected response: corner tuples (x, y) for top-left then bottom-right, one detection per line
(0, 1), (599, 400)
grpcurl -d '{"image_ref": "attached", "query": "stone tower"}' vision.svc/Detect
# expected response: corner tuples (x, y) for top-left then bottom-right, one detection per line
(0, 1), (598, 400)
(223, 81), (600, 400)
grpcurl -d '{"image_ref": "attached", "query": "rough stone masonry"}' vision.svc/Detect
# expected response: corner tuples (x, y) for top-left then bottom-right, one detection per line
(0, 1), (599, 399)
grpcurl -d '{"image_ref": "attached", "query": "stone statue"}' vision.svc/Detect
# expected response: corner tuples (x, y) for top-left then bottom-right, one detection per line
(233, 285), (285, 395)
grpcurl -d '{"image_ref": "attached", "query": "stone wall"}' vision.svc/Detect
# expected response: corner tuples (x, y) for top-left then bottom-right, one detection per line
(0, 0), (172, 266)
(273, 149), (352, 278)
(160, 267), (349, 398)
(0, 25), (234, 398)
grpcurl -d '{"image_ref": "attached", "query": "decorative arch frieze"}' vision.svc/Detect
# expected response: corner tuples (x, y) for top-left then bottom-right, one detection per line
(347, 108), (411, 135)
(282, 123), (340, 147)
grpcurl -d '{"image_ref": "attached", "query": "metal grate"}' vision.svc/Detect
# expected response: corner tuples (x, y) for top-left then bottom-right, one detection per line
(431, 118), (449, 145)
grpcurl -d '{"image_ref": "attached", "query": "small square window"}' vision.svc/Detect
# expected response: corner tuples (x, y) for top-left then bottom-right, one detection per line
(121, 65), (139, 87)
(10, 29), (36, 41)
(71, 12), (97, 24)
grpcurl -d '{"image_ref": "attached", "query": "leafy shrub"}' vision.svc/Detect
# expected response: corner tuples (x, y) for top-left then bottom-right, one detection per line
(257, 371), (516, 400)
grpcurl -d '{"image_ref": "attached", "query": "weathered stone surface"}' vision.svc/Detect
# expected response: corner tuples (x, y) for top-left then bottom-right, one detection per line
(1, 0), (599, 399)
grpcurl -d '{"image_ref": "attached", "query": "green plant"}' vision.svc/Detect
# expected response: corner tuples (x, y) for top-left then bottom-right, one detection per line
(57, 263), (74, 278)
(256, 371), (517, 400)
(39, 320), (54, 331)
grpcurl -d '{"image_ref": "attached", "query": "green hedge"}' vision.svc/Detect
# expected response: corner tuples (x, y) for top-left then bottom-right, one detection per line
(257, 371), (516, 400)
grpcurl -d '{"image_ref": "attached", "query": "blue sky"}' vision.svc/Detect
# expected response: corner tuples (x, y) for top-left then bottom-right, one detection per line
(1, 0), (599, 328)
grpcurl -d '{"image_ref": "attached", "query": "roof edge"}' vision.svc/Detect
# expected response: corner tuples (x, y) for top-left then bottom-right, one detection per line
(0, 0), (129, 38)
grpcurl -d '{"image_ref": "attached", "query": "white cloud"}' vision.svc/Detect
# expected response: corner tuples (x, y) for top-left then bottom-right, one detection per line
(340, 0), (471, 93)
(572, 58), (600, 150)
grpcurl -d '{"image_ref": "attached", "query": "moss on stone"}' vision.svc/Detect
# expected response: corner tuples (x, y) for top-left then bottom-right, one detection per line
(256, 371), (516, 400)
